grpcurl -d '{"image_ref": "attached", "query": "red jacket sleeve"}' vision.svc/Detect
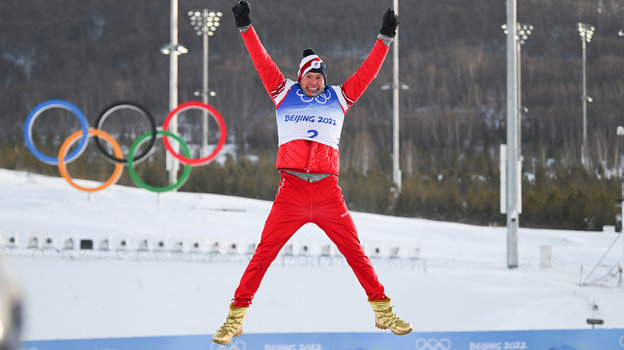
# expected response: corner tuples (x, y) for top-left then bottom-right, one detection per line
(240, 26), (286, 105)
(341, 39), (390, 110)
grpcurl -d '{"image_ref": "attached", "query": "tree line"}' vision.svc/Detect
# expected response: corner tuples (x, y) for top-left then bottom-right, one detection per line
(1, 0), (624, 230)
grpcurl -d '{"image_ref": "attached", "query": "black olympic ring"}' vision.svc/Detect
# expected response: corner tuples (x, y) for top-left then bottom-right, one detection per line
(93, 101), (156, 164)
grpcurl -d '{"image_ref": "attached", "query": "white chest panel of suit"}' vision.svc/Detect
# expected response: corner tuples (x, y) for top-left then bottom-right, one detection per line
(274, 80), (349, 150)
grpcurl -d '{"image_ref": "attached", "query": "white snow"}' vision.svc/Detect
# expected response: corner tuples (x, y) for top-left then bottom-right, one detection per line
(0, 168), (622, 341)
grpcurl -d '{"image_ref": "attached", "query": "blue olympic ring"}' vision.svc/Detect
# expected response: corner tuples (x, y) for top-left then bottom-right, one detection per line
(23, 99), (89, 165)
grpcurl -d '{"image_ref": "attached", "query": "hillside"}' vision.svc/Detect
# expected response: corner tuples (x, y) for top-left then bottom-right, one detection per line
(2, 0), (624, 229)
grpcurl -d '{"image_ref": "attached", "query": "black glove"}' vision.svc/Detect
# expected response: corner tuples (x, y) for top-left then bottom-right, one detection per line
(379, 8), (400, 37)
(232, 1), (251, 28)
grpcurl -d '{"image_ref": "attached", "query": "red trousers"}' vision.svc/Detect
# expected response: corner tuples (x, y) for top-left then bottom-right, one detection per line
(233, 172), (386, 307)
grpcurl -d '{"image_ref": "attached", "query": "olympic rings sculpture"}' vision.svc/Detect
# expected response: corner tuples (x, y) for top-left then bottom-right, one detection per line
(24, 99), (227, 193)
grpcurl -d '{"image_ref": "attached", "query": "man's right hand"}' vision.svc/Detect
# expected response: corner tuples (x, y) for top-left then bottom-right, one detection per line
(232, 1), (251, 28)
(379, 8), (399, 37)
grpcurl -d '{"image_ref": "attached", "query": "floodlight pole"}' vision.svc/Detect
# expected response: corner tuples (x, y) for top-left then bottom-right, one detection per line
(501, 22), (532, 221)
(619, 126), (624, 269)
(161, 0), (187, 186)
(578, 23), (595, 169)
(168, 0), (179, 185)
(505, 0), (519, 268)
(202, 15), (209, 154)
(516, 23), (533, 166)
(582, 37), (588, 167)
(189, 9), (222, 156)
(392, 0), (402, 193)
(618, 31), (624, 271)
(380, 0), (407, 197)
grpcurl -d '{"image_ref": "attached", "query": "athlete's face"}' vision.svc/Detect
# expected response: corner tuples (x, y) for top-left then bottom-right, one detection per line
(299, 72), (325, 96)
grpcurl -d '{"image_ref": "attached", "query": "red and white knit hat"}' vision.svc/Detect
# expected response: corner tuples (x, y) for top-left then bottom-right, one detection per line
(297, 48), (327, 84)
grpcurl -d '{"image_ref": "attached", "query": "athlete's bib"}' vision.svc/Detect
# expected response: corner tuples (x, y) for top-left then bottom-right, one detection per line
(275, 82), (347, 150)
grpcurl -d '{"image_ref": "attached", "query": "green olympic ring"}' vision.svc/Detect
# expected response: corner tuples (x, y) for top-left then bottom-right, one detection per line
(127, 130), (192, 193)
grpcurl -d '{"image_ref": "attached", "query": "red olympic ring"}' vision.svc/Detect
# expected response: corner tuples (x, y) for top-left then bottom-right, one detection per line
(162, 101), (227, 166)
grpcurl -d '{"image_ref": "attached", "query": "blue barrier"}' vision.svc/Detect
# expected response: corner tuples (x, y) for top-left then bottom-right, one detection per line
(20, 328), (624, 350)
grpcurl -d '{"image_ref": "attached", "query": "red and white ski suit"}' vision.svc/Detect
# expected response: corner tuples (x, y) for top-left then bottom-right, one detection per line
(233, 25), (391, 307)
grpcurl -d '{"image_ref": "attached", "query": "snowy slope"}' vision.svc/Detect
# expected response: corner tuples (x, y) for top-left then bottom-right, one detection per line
(0, 169), (622, 341)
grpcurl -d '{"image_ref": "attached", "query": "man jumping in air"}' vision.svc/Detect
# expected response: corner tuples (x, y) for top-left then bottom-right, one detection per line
(213, 1), (412, 345)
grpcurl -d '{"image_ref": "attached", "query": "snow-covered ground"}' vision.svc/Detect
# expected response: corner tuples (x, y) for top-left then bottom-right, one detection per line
(0, 169), (622, 341)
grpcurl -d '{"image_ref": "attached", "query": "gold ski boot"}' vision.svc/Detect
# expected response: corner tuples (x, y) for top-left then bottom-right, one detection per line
(212, 302), (249, 345)
(369, 297), (413, 335)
